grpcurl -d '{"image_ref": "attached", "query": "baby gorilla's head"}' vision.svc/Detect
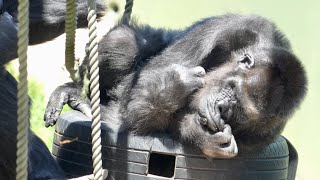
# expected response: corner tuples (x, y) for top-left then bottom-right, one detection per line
(188, 46), (307, 155)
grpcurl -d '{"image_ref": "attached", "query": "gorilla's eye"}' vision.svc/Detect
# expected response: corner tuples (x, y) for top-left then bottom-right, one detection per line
(238, 53), (254, 69)
(198, 116), (208, 126)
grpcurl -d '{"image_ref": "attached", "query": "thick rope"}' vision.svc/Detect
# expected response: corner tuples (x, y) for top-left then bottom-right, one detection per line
(85, 0), (134, 179)
(65, 0), (77, 81)
(121, 0), (134, 24)
(87, 0), (103, 179)
(16, 0), (29, 179)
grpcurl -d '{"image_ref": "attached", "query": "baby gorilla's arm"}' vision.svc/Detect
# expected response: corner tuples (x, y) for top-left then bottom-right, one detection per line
(121, 64), (205, 133)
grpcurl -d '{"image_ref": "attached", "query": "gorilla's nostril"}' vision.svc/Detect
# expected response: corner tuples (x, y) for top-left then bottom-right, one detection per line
(216, 100), (230, 117)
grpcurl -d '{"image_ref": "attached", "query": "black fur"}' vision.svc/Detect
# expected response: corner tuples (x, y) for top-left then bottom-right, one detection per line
(0, 0), (105, 65)
(45, 14), (307, 158)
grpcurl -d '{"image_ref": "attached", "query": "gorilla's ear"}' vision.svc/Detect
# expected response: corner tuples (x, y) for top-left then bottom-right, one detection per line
(238, 53), (255, 69)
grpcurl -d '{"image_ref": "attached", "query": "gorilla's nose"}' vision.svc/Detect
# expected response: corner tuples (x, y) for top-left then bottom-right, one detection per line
(216, 100), (233, 122)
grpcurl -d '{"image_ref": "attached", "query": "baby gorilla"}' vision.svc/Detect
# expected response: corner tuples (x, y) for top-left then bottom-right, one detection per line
(44, 14), (307, 158)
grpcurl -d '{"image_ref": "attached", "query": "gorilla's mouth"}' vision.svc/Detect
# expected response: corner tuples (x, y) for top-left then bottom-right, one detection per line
(197, 84), (236, 132)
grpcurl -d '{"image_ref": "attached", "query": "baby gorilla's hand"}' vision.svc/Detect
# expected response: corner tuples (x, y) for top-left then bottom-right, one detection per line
(170, 64), (205, 95)
(174, 64), (205, 89)
(201, 124), (238, 158)
(179, 113), (238, 158)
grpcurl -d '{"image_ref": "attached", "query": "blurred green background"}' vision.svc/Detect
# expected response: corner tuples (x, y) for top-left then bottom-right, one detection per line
(19, 0), (319, 180)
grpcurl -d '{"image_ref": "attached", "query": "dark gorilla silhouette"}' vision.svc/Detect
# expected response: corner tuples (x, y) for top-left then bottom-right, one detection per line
(45, 15), (307, 158)
(0, 67), (66, 179)
(0, 0), (105, 65)
(0, 0), (105, 179)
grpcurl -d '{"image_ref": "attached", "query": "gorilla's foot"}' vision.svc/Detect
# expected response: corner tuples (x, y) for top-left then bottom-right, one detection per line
(44, 83), (91, 127)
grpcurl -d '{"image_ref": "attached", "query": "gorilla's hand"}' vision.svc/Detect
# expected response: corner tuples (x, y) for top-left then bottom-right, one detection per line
(179, 113), (238, 158)
(170, 64), (206, 95)
(44, 83), (91, 127)
(201, 124), (238, 158)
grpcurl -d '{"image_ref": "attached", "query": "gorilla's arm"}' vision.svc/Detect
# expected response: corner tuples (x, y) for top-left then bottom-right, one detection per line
(0, 0), (105, 65)
(27, 0), (105, 45)
(120, 64), (206, 133)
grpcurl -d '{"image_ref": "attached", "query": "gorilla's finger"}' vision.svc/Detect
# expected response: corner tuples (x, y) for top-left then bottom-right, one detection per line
(191, 66), (206, 77)
(223, 124), (232, 134)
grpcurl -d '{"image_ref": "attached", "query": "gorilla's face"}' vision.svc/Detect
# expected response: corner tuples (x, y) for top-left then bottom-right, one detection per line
(189, 48), (283, 157)
(193, 51), (268, 125)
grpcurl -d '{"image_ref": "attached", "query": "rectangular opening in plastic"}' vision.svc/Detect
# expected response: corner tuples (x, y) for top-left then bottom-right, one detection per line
(148, 152), (176, 178)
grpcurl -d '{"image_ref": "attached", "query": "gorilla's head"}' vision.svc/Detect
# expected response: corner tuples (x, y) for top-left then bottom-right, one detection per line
(188, 46), (307, 157)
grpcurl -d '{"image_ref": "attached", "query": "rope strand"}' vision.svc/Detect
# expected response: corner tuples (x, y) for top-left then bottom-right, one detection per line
(87, 0), (103, 179)
(65, 0), (77, 81)
(16, 0), (29, 179)
(121, 0), (134, 24)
